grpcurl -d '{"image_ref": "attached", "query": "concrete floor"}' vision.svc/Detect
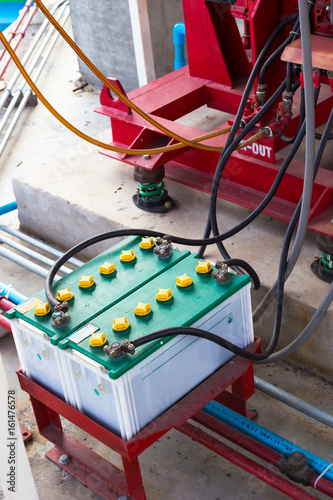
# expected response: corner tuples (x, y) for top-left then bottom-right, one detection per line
(1, 6), (333, 500)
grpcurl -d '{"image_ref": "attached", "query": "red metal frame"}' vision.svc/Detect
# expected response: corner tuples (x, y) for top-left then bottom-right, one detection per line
(15, 336), (333, 499)
(95, 0), (333, 237)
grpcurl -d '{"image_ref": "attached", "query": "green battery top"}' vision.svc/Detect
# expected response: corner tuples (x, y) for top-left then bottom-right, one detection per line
(58, 254), (250, 379)
(7, 236), (190, 345)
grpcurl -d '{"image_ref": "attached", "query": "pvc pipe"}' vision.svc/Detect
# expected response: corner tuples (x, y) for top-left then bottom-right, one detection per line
(194, 411), (333, 498)
(0, 247), (62, 281)
(0, 297), (15, 311)
(0, 0), (33, 61)
(0, 201), (17, 216)
(0, 282), (27, 304)
(0, 225), (83, 267)
(0, 314), (11, 332)
(203, 401), (333, 483)
(0, 233), (73, 274)
(173, 22), (186, 70)
(0, 3), (38, 79)
(255, 376), (333, 429)
(178, 421), (316, 500)
(0, 0), (68, 111)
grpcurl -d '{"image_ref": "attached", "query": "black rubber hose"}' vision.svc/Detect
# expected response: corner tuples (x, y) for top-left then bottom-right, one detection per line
(198, 80), (287, 259)
(45, 230), (261, 308)
(222, 259), (260, 290)
(258, 104), (333, 362)
(254, 88), (332, 327)
(258, 19), (300, 87)
(223, 12), (298, 153)
(130, 326), (261, 362)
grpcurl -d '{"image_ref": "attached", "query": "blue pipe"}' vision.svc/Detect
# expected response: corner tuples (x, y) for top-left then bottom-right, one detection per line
(0, 281), (27, 305)
(0, 201), (17, 217)
(204, 401), (333, 483)
(173, 22), (186, 70)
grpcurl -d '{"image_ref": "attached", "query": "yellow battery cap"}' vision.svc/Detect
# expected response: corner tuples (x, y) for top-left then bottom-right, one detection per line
(79, 275), (95, 288)
(196, 261), (212, 274)
(99, 262), (116, 275)
(156, 288), (173, 302)
(57, 288), (73, 301)
(134, 302), (151, 316)
(120, 249), (135, 262)
(34, 302), (50, 316)
(89, 332), (107, 347)
(139, 237), (155, 249)
(176, 273), (193, 287)
(113, 317), (130, 331)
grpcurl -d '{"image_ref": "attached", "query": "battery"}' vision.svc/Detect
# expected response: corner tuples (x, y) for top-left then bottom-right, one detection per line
(8, 238), (253, 440)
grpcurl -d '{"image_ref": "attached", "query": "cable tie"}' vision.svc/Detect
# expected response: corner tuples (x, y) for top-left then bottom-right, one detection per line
(2, 284), (13, 300)
(314, 463), (333, 489)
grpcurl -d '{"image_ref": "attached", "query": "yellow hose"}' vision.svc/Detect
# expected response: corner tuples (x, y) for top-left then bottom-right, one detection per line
(32, 0), (244, 153)
(0, 26), (262, 156)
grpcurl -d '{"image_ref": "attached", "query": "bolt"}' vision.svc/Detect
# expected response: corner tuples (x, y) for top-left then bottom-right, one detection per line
(164, 200), (172, 209)
(59, 454), (71, 465)
(143, 154), (151, 160)
(331, 219), (333, 225)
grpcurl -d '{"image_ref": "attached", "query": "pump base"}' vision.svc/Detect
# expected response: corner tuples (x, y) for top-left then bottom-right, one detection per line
(311, 258), (333, 283)
(132, 192), (175, 214)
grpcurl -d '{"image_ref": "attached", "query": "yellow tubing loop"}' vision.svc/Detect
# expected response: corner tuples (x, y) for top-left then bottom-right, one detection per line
(0, 12), (264, 156)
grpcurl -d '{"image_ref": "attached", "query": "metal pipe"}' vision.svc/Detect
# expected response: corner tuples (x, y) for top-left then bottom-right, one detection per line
(0, 0), (68, 111)
(255, 376), (333, 429)
(0, 3), (38, 79)
(0, 226), (83, 267)
(177, 421), (317, 500)
(0, 201), (17, 216)
(203, 401), (333, 483)
(193, 411), (333, 498)
(0, 234), (72, 274)
(0, 5), (70, 156)
(0, 247), (62, 281)
(0, 282), (27, 304)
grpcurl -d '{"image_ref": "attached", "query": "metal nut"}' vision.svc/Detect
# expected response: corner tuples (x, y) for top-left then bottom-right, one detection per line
(59, 454), (71, 465)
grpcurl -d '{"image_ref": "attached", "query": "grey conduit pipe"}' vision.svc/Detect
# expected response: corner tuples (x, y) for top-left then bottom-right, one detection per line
(253, 0), (316, 323)
(0, 233), (73, 274)
(0, 246), (62, 280)
(0, 0), (68, 111)
(0, 225), (83, 267)
(0, 3), (70, 155)
(255, 376), (333, 428)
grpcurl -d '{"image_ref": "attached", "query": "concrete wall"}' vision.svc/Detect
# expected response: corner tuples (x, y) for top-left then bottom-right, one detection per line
(68, 0), (184, 92)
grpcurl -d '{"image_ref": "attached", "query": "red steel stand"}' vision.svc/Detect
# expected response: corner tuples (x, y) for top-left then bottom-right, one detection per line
(16, 337), (329, 500)
(95, 0), (333, 237)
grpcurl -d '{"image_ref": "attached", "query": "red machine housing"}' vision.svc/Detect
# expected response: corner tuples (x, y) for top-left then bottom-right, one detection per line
(95, 0), (333, 236)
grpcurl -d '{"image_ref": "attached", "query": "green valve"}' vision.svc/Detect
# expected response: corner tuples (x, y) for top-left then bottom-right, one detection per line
(37, 354), (41, 360)
(94, 389), (99, 396)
